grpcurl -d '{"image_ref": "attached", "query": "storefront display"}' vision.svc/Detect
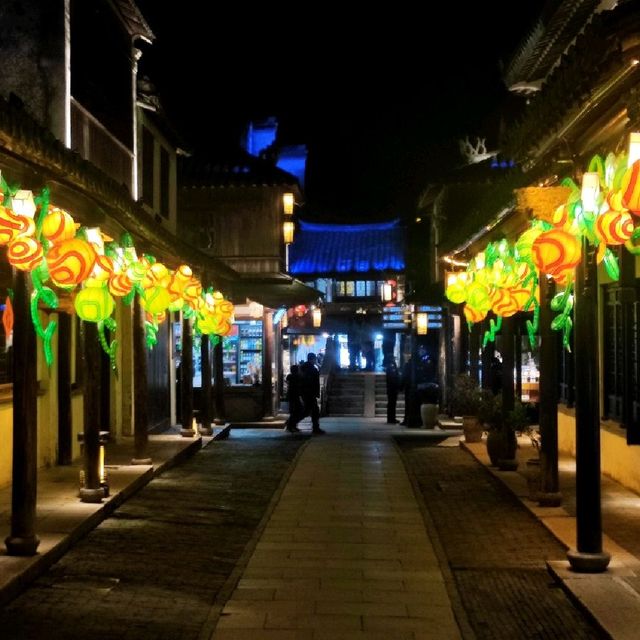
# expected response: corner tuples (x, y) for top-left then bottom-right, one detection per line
(223, 321), (263, 384)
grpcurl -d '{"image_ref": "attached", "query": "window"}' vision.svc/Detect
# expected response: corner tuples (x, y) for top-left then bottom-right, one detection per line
(355, 281), (366, 297)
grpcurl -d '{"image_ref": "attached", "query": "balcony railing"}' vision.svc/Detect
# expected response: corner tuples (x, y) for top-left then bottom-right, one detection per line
(70, 98), (133, 193)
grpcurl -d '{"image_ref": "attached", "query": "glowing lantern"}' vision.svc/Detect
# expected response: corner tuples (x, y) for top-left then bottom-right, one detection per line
(141, 286), (171, 314)
(168, 265), (192, 297)
(490, 289), (519, 317)
(0, 206), (35, 245)
(143, 262), (171, 289)
(445, 272), (468, 304)
(183, 278), (202, 303)
(89, 254), (114, 283)
(606, 190), (625, 212)
(621, 160), (640, 213)
(127, 257), (151, 282)
(168, 297), (184, 312)
(11, 190), (36, 218)
(416, 312), (428, 335)
(531, 229), (581, 277)
(581, 172), (600, 213)
(74, 286), (115, 322)
(216, 298), (234, 317)
(312, 307), (322, 328)
(283, 192), (294, 215)
(42, 208), (76, 243)
(515, 227), (543, 261)
(510, 286), (538, 311)
(283, 221), (294, 244)
(463, 304), (487, 324)
(47, 238), (96, 286)
(108, 271), (133, 297)
(8, 237), (43, 271)
(595, 211), (634, 245)
(3, 296), (13, 344)
(465, 282), (491, 313)
(552, 204), (570, 228)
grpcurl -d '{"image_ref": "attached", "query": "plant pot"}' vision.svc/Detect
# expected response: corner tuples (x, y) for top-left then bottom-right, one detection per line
(488, 428), (518, 470)
(420, 403), (438, 429)
(462, 415), (483, 443)
(486, 429), (502, 466)
(525, 458), (541, 501)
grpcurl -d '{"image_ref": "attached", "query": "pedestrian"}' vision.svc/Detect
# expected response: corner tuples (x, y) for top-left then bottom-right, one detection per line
(385, 356), (401, 424)
(300, 352), (325, 434)
(284, 365), (303, 433)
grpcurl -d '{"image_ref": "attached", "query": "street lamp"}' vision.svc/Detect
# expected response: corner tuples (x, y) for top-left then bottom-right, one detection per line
(283, 192), (294, 215)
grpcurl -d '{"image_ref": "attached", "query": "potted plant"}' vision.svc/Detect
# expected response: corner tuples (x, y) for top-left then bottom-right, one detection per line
(450, 374), (484, 442)
(486, 397), (528, 470)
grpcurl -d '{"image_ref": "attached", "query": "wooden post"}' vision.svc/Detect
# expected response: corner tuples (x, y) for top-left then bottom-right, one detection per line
(262, 309), (274, 419)
(481, 320), (494, 391)
(567, 241), (610, 572)
(79, 320), (104, 503)
(57, 312), (72, 465)
(5, 270), (40, 555)
(501, 316), (515, 412)
(132, 296), (151, 464)
(538, 276), (561, 506)
(213, 337), (226, 424)
(620, 249), (639, 443)
(469, 322), (480, 384)
(180, 314), (195, 436)
(199, 334), (213, 435)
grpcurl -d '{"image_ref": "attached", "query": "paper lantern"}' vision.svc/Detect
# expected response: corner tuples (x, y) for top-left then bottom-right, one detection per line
(216, 299), (234, 318)
(465, 282), (491, 313)
(42, 209), (76, 243)
(606, 190), (625, 212)
(108, 271), (133, 297)
(47, 238), (96, 286)
(182, 278), (202, 303)
(127, 257), (150, 282)
(595, 211), (634, 245)
(74, 286), (115, 322)
(168, 265), (192, 297)
(0, 206), (35, 245)
(168, 297), (184, 312)
(510, 286), (538, 312)
(7, 237), (43, 271)
(515, 227), (543, 261)
(552, 204), (570, 228)
(141, 285), (171, 314)
(490, 289), (519, 317)
(621, 160), (640, 213)
(90, 254), (114, 282)
(463, 304), (487, 324)
(445, 281), (466, 304)
(531, 230), (581, 276)
(143, 262), (170, 289)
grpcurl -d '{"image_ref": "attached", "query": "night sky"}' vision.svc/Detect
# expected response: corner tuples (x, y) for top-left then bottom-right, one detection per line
(136, 1), (545, 219)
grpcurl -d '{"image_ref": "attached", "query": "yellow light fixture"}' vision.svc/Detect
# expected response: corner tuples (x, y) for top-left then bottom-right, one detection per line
(283, 192), (295, 215)
(283, 221), (294, 244)
(11, 190), (36, 218)
(312, 307), (322, 328)
(381, 282), (393, 302)
(416, 312), (428, 335)
(581, 172), (600, 213)
(99, 444), (106, 485)
(629, 132), (640, 166)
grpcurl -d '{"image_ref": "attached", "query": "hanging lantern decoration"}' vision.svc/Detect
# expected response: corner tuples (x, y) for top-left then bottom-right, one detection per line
(444, 272), (468, 304)
(283, 192), (295, 215)
(142, 262), (171, 289)
(515, 226), (544, 261)
(7, 236), (43, 271)
(168, 265), (192, 298)
(490, 289), (519, 317)
(46, 238), (96, 286)
(0, 206), (36, 245)
(74, 286), (115, 323)
(621, 160), (640, 214)
(465, 282), (491, 314)
(312, 307), (322, 328)
(108, 271), (133, 297)
(283, 220), (295, 244)
(463, 304), (487, 324)
(595, 211), (634, 245)
(531, 229), (581, 278)
(141, 285), (171, 315)
(416, 312), (428, 335)
(182, 277), (202, 304)
(41, 208), (76, 243)
(10, 190), (37, 218)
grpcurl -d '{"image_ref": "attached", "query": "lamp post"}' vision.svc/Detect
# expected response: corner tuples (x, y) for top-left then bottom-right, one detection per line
(567, 173), (610, 573)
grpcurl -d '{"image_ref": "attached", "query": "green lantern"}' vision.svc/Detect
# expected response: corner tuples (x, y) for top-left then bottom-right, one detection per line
(141, 286), (171, 315)
(75, 286), (115, 323)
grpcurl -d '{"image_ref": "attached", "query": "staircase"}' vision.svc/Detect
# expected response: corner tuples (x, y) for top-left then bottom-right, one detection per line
(375, 374), (405, 419)
(327, 372), (366, 416)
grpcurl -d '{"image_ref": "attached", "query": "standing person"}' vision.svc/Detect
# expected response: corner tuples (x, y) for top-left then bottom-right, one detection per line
(284, 365), (303, 433)
(300, 352), (325, 434)
(385, 356), (401, 424)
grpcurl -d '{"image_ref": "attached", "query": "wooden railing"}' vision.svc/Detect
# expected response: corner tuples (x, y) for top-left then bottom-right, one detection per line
(70, 98), (133, 193)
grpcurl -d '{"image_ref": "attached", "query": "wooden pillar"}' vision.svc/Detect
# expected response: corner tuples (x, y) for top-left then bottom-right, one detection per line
(262, 309), (274, 419)
(57, 312), (72, 465)
(79, 320), (104, 503)
(132, 296), (151, 464)
(538, 276), (561, 506)
(501, 316), (515, 412)
(199, 334), (213, 435)
(567, 241), (610, 572)
(469, 322), (480, 384)
(620, 249), (639, 443)
(5, 271), (40, 555)
(213, 338), (226, 424)
(180, 314), (195, 436)
(481, 321), (494, 390)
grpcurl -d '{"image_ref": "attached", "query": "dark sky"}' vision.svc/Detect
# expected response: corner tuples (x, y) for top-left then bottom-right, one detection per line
(135, 1), (545, 219)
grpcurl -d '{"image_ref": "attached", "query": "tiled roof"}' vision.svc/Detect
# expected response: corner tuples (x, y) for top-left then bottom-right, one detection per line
(179, 151), (299, 188)
(289, 220), (405, 276)
(113, 0), (155, 42)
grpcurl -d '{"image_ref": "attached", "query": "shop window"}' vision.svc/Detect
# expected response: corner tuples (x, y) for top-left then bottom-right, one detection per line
(355, 281), (366, 297)
(345, 281), (354, 296)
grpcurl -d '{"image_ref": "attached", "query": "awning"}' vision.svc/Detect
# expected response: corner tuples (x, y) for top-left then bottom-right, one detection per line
(231, 274), (322, 309)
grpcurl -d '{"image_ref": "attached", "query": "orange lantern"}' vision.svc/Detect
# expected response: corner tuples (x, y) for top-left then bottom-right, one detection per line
(46, 238), (96, 286)
(465, 282), (492, 313)
(490, 289), (519, 317)
(0, 207), (35, 245)
(595, 211), (634, 245)
(621, 160), (640, 213)
(182, 278), (202, 303)
(74, 286), (115, 323)
(463, 304), (487, 324)
(143, 262), (171, 289)
(8, 237), (43, 271)
(41, 209), (76, 243)
(531, 229), (581, 277)
(168, 265), (193, 297)
(108, 271), (133, 297)
(141, 286), (171, 314)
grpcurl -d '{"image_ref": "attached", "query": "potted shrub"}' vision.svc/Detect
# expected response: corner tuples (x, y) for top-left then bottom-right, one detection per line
(450, 374), (484, 442)
(486, 398), (528, 470)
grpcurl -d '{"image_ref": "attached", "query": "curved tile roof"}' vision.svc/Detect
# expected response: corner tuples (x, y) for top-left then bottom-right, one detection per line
(289, 219), (405, 276)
